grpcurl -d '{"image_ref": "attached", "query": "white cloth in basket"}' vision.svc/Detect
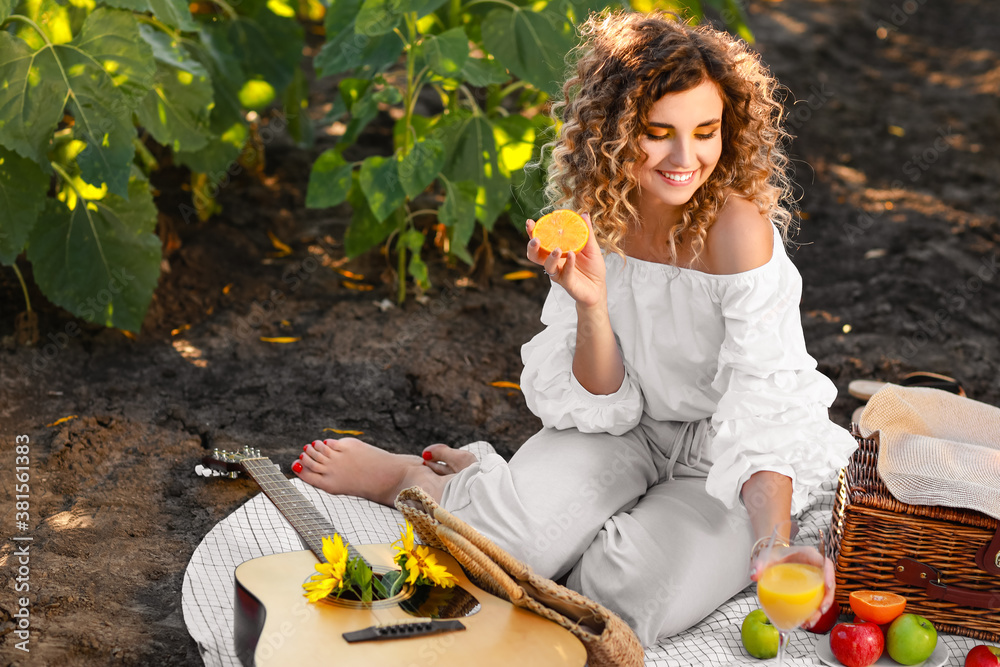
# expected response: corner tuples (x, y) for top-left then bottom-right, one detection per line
(859, 384), (1000, 521)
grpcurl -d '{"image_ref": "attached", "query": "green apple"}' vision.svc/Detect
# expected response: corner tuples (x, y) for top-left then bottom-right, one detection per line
(886, 613), (937, 665)
(742, 609), (779, 659)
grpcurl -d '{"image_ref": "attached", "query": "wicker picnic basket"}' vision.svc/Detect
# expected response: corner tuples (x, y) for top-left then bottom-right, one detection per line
(830, 425), (1000, 641)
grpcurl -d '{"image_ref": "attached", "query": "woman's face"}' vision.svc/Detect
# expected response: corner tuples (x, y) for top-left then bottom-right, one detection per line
(636, 80), (724, 213)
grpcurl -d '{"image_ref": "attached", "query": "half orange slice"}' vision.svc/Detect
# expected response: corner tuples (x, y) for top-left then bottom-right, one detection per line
(531, 210), (589, 260)
(849, 590), (907, 625)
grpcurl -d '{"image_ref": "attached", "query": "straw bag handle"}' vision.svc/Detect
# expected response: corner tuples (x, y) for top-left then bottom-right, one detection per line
(895, 558), (1000, 609)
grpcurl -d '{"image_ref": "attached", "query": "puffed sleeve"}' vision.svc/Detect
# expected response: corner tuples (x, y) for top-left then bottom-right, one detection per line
(519, 282), (644, 435)
(704, 259), (857, 514)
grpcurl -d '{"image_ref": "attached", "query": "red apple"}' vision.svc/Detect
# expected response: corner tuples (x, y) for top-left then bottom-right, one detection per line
(965, 645), (1000, 666)
(803, 602), (840, 634)
(830, 621), (884, 667)
(851, 616), (891, 646)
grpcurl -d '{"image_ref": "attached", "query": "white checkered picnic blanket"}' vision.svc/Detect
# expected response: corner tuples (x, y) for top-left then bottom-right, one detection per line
(182, 453), (990, 666)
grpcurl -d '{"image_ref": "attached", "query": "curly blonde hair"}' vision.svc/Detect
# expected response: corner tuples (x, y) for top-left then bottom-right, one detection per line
(544, 10), (796, 262)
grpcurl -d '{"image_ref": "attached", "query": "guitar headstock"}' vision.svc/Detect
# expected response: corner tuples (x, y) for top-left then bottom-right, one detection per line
(197, 446), (262, 479)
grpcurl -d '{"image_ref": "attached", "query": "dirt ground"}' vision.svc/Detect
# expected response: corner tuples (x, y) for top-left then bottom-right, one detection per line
(2, 0), (998, 664)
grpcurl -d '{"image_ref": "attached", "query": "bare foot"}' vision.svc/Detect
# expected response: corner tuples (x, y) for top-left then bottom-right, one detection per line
(421, 444), (478, 476)
(293, 438), (450, 506)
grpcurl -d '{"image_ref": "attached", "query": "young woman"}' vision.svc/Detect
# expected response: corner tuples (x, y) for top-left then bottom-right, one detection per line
(293, 10), (857, 645)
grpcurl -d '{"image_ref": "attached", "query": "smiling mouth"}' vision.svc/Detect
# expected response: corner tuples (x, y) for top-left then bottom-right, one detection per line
(656, 170), (696, 184)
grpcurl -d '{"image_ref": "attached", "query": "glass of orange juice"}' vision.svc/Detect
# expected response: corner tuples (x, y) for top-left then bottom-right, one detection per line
(753, 520), (827, 666)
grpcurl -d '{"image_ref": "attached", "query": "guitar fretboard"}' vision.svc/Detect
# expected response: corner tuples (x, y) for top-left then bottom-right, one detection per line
(241, 457), (368, 565)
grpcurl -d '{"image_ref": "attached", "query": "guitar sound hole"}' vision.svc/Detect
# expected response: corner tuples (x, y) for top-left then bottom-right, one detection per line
(397, 583), (481, 620)
(311, 569), (482, 618)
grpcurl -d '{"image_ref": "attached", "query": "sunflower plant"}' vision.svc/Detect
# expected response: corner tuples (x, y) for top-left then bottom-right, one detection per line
(303, 533), (391, 603)
(303, 522), (455, 603)
(390, 521), (457, 593)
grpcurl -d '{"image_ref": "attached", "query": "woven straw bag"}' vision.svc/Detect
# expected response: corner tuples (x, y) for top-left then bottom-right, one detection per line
(395, 486), (644, 667)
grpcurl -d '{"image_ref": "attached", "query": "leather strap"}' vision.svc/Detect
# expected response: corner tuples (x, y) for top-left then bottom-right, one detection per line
(895, 557), (1000, 609)
(975, 525), (1000, 576)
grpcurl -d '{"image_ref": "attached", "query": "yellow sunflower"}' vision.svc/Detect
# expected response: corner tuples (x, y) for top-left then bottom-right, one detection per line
(392, 521), (456, 589)
(302, 534), (350, 602)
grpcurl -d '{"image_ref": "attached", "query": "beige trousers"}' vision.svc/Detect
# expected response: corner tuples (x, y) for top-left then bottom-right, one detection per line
(440, 415), (756, 646)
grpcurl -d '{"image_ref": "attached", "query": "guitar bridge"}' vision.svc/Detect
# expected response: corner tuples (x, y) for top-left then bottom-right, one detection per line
(342, 619), (466, 643)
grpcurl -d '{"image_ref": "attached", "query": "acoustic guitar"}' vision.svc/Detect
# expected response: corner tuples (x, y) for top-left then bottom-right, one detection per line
(200, 447), (586, 667)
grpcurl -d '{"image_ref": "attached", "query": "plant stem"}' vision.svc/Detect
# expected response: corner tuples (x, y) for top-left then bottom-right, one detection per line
(136, 14), (182, 40)
(133, 136), (159, 174)
(210, 0), (239, 19)
(50, 162), (88, 207)
(11, 263), (32, 314)
(397, 238), (407, 305)
(403, 12), (419, 154)
(405, 209), (438, 223)
(449, 0), (462, 28)
(3, 14), (54, 46)
(463, 0), (519, 10)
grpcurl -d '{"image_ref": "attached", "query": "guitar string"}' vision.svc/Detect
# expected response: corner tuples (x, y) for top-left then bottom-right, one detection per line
(240, 457), (401, 628)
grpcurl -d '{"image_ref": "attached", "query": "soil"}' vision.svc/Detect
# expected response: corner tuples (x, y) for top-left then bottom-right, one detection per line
(2, 1), (998, 664)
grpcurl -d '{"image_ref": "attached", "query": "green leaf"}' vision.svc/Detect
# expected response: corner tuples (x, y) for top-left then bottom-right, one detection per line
(509, 162), (547, 228)
(340, 78), (372, 109)
(399, 228), (429, 290)
(0, 146), (50, 265)
(210, 9), (304, 94)
(25, 172), (161, 331)
(371, 572), (389, 599)
(492, 114), (535, 176)
(306, 149), (353, 208)
(372, 85), (402, 105)
(0, 9), (156, 197)
(480, 7), (575, 96)
(441, 115), (510, 227)
(338, 79), (379, 147)
(710, 0), (754, 42)
(355, 0), (447, 35)
(1, 0), (16, 24)
(135, 25), (213, 153)
(438, 177), (476, 264)
(174, 119), (248, 181)
(102, 0), (197, 32)
(415, 27), (469, 78)
(15, 0), (84, 49)
(344, 173), (398, 257)
(409, 0), (449, 18)
(355, 0), (403, 37)
(360, 155), (406, 222)
(315, 0), (404, 77)
(185, 27), (246, 130)
(397, 138), (444, 199)
(461, 56), (509, 87)
(392, 113), (437, 152)
(560, 0), (611, 24)
(283, 66), (315, 148)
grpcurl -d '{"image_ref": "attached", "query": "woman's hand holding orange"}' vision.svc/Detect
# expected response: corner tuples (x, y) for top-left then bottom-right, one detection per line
(526, 212), (607, 309)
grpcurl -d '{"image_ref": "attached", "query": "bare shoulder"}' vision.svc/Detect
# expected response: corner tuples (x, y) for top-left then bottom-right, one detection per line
(703, 196), (774, 275)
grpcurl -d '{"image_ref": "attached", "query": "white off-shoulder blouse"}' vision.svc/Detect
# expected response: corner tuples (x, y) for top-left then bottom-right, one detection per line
(520, 225), (858, 514)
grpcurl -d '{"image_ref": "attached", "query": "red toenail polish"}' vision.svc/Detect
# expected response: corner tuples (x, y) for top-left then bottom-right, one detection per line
(292, 461), (303, 473)
(422, 451), (432, 460)
(304, 444), (309, 451)
(313, 440), (322, 447)
(299, 453), (304, 459)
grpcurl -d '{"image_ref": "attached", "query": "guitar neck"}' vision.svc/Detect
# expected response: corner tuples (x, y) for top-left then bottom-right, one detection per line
(240, 457), (368, 565)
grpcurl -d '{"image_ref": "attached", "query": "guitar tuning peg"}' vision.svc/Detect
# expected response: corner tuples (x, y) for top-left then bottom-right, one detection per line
(194, 465), (212, 478)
